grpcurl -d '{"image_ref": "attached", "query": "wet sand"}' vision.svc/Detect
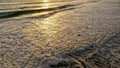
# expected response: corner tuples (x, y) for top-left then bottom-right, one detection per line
(42, 32), (120, 68)
(0, 0), (120, 68)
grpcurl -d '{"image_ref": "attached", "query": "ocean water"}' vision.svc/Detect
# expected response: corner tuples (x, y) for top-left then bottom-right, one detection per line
(0, 0), (90, 16)
(0, 0), (99, 20)
(0, 0), (84, 3)
(0, 0), (120, 68)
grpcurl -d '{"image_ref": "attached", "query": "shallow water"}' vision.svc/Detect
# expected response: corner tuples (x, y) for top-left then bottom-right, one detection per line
(0, 0), (97, 18)
(0, 0), (85, 3)
(0, 0), (120, 68)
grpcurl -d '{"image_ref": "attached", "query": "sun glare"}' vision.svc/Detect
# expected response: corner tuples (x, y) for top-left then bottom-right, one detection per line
(43, 3), (50, 8)
(43, 0), (49, 2)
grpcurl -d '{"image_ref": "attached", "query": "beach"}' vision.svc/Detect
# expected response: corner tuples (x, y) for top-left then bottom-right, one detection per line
(0, 0), (120, 68)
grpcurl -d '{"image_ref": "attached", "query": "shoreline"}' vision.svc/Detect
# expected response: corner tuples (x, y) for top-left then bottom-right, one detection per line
(42, 31), (120, 68)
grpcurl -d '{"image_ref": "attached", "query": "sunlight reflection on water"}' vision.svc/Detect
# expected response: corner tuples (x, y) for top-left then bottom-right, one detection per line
(43, 0), (49, 2)
(43, 3), (50, 9)
(28, 12), (68, 44)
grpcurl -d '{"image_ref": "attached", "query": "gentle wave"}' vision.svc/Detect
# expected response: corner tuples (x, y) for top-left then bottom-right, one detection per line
(0, 4), (77, 19)
(0, 0), (99, 20)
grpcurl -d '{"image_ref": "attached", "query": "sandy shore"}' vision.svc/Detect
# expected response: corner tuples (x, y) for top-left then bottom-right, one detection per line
(42, 32), (120, 68)
(0, 0), (120, 68)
